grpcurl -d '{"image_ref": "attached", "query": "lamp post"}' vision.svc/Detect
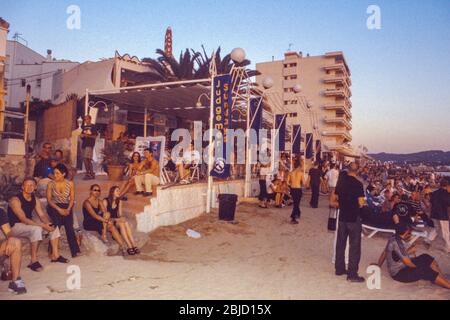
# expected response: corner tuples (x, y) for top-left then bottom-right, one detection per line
(24, 84), (31, 146)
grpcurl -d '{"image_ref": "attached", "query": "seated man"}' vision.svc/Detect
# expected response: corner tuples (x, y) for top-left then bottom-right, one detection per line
(176, 144), (201, 184)
(376, 224), (450, 289)
(366, 184), (383, 215)
(393, 194), (436, 246)
(270, 176), (283, 207)
(0, 208), (27, 295)
(134, 149), (160, 197)
(33, 142), (54, 198)
(7, 178), (61, 272)
(53, 149), (77, 181)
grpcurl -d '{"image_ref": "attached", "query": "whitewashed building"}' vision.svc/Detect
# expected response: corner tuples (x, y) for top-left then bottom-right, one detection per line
(4, 40), (79, 110)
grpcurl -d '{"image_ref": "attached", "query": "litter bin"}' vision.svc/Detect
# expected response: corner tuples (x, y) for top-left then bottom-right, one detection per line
(218, 194), (238, 221)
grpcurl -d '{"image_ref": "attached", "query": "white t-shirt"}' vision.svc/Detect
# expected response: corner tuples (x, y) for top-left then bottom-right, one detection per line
(325, 168), (339, 188)
(179, 150), (201, 165)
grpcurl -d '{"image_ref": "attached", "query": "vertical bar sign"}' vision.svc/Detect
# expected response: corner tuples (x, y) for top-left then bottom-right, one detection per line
(275, 114), (286, 152)
(250, 97), (263, 146)
(292, 125), (301, 154)
(315, 140), (322, 162)
(305, 133), (313, 159)
(210, 74), (232, 178)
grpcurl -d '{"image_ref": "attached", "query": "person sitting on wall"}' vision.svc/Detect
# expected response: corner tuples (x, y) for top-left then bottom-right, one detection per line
(82, 184), (127, 255)
(118, 152), (143, 200)
(52, 149), (77, 181)
(0, 208), (27, 295)
(33, 142), (54, 198)
(176, 143), (201, 184)
(103, 186), (140, 255)
(7, 178), (61, 272)
(135, 149), (161, 197)
(266, 175), (281, 208)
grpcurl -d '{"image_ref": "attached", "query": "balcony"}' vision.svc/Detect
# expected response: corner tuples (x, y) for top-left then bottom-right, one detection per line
(324, 88), (346, 98)
(323, 117), (352, 130)
(323, 76), (346, 85)
(324, 63), (346, 74)
(282, 67), (297, 77)
(321, 130), (352, 142)
(323, 104), (351, 118)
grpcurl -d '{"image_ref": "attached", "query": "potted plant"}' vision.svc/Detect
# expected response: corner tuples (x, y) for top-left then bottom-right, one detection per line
(101, 141), (128, 181)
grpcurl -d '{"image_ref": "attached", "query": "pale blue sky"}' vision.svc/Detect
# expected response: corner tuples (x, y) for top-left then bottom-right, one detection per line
(3, 0), (450, 153)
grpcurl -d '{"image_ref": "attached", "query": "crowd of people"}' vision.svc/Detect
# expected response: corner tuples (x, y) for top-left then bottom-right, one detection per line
(1, 132), (449, 295)
(268, 157), (450, 289)
(0, 140), (146, 295)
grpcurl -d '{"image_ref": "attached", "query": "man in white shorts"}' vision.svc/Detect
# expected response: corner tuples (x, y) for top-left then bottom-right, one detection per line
(7, 178), (60, 272)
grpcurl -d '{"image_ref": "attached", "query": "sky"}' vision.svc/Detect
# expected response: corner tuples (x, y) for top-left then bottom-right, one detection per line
(3, 0), (450, 154)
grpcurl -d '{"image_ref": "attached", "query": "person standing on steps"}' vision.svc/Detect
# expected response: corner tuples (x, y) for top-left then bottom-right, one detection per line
(80, 115), (98, 180)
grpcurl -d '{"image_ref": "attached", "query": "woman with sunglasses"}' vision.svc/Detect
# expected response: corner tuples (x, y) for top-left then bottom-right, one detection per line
(104, 186), (140, 255)
(82, 184), (126, 254)
(118, 152), (142, 200)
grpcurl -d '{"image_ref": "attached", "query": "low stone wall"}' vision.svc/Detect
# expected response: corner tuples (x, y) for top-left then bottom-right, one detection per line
(0, 155), (28, 183)
(136, 179), (260, 233)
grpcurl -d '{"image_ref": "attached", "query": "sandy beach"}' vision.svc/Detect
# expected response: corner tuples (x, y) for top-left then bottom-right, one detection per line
(1, 194), (449, 300)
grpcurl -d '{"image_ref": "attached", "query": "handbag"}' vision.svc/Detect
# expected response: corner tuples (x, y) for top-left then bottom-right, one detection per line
(328, 207), (338, 231)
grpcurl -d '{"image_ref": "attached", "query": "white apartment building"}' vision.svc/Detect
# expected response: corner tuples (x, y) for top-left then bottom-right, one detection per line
(5, 40), (79, 110)
(257, 51), (356, 160)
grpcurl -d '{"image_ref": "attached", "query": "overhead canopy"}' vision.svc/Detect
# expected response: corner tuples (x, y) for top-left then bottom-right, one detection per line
(89, 78), (274, 129)
(90, 80), (211, 122)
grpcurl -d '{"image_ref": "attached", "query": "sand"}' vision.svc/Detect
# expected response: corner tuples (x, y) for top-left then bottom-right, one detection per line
(1, 195), (449, 300)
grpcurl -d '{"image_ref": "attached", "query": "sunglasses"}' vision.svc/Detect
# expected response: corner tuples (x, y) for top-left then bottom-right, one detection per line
(92, 189), (101, 192)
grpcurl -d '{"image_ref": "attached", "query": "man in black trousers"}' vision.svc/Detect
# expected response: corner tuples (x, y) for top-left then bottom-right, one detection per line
(334, 162), (366, 282)
(308, 162), (322, 208)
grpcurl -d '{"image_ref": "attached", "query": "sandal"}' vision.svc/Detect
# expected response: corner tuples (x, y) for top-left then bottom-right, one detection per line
(51, 256), (69, 264)
(132, 247), (140, 255)
(27, 261), (43, 272)
(127, 248), (136, 256)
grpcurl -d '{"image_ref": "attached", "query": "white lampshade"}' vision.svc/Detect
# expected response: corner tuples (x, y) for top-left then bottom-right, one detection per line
(231, 48), (246, 63)
(262, 77), (274, 89)
(293, 84), (302, 93)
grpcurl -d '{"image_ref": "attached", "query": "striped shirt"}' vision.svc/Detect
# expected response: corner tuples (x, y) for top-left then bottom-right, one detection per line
(48, 180), (72, 204)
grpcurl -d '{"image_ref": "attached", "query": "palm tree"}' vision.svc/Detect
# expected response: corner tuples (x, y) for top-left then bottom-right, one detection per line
(193, 45), (260, 78)
(142, 48), (200, 82)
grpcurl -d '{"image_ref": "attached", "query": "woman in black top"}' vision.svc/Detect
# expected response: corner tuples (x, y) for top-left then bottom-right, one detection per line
(82, 184), (126, 254)
(103, 186), (139, 255)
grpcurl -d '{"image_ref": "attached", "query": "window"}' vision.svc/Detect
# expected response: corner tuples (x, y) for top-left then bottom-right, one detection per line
(284, 100), (297, 105)
(284, 63), (297, 68)
(21, 79), (26, 87)
(288, 112), (298, 118)
(36, 79), (41, 88)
